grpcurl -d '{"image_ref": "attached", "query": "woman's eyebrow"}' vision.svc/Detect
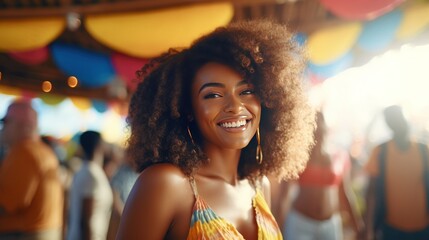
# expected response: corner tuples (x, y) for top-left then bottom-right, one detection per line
(237, 80), (250, 87)
(198, 82), (225, 93)
(198, 80), (250, 93)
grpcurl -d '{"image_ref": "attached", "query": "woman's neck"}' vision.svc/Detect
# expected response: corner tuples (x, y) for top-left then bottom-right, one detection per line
(198, 144), (242, 185)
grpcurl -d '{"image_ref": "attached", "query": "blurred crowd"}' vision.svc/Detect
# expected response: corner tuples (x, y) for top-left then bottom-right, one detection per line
(0, 99), (428, 240)
(0, 99), (138, 240)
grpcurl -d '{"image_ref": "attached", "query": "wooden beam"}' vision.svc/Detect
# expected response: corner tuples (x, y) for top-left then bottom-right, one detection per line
(0, 0), (295, 19)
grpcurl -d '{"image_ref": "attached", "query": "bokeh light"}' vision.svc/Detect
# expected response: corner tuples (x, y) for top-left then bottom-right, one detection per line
(42, 81), (52, 92)
(68, 76), (78, 88)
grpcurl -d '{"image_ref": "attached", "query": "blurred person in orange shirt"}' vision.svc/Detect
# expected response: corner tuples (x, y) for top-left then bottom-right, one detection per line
(0, 99), (64, 240)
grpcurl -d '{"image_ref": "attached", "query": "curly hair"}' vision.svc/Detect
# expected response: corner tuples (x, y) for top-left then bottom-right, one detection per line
(127, 20), (315, 180)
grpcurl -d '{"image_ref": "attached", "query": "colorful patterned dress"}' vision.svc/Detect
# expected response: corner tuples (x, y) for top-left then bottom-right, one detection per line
(186, 178), (283, 240)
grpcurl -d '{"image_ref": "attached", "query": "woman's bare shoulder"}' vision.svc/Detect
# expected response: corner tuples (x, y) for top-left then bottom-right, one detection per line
(261, 176), (271, 196)
(140, 163), (188, 178)
(118, 163), (194, 239)
(255, 175), (273, 206)
(134, 163), (191, 194)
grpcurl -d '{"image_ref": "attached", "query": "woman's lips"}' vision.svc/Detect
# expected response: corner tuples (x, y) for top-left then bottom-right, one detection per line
(217, 119), (251, 132)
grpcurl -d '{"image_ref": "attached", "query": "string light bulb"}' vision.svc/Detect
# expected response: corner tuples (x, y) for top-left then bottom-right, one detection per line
(42, 81), (52, 92)
(68, 76), (78, 88)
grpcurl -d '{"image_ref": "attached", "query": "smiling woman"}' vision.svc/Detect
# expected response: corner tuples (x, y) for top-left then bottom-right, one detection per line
(191, 62), (262, 152)
(117, 20), (315, 240)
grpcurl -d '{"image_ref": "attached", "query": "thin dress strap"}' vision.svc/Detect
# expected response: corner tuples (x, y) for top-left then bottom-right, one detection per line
(256, 179), (263, 192)
(189, 176), (198, 197)
(249, 178), (262, 193)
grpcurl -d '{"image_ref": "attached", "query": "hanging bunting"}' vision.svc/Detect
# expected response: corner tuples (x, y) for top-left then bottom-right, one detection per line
(357, 10), (403, 51)
(396, 3), (429, 39)
(51, 43), (115, 88)
(8, 46), (49, 65)
(308, 52), (354, 78)
(293, 32), (308, 46)
(111, 52), (148, 91)
(92, 99), (109, 113)
(308, 22), (361, 65)
(85, 2), (233, 58)
(70, 97), (92, 111)
(319, 0), (404, 20)
(0, 85), (21, 96)
(39, 94), (66, 106)
(0, 18), (65, 51)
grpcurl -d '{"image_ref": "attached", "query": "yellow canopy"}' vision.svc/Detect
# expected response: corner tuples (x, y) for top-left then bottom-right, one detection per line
(0, 18), (65, 52)
(85, 2), (234, 58)
(308, 22), (362, 65)
(396, 3), (429, 39)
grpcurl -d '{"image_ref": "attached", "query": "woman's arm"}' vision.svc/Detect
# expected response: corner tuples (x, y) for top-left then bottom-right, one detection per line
(339, 170), (364, 235)
(268, 175), (296, 230)
(363, 177), (377, 240)
(116, 164), (190, 240)
(275, 180), (296, 230)
(262, 176), (272, 208)
(81, 197), (94, 240)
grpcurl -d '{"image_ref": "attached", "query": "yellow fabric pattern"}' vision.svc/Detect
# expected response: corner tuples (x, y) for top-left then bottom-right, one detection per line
(187, 179), (282, 239)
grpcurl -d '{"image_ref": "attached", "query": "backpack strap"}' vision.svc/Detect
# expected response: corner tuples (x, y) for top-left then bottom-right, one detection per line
(418, 143), (429, 214)
(374, 142), (388, 230)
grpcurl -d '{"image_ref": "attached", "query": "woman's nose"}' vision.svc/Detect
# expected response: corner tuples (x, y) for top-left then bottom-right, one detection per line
(224, 94), (244, 113)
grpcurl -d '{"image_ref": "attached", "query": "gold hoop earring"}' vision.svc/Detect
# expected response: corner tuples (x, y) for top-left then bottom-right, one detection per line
(187, 125), (195, 145)
(256, 127), (263, 164)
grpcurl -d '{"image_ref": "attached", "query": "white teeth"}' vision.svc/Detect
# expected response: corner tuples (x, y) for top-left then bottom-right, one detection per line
(220, 120), (247, 128)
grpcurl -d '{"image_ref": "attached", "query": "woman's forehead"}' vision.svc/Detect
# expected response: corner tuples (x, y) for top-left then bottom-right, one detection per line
(193, 62), (240, 81)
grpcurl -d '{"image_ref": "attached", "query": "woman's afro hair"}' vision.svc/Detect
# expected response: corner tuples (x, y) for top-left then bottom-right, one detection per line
(127, 20), (315, 180)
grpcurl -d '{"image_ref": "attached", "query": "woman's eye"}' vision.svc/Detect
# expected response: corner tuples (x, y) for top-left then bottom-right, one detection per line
(203, 93), (222, 99)
(240, 89), (255, 95)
